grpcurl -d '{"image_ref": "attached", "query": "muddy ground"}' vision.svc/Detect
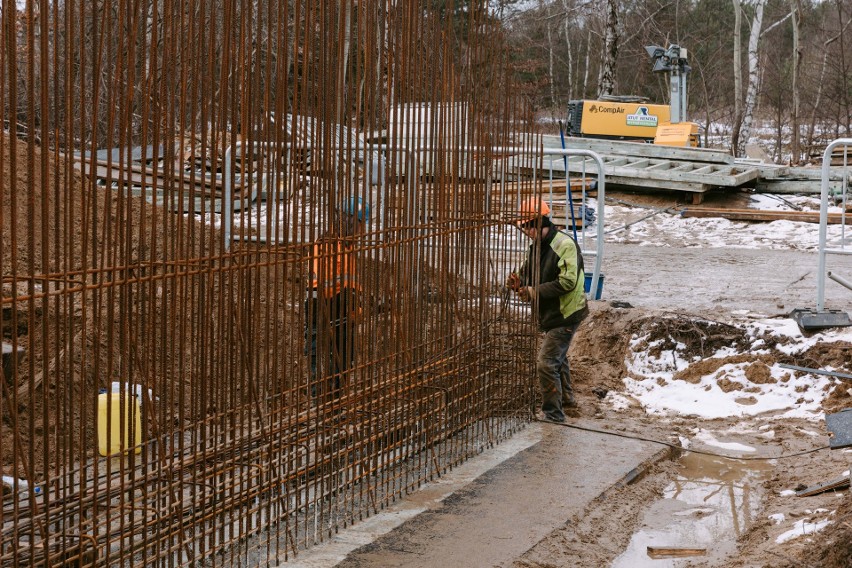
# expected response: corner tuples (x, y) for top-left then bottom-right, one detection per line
(509, 302), (851, 568)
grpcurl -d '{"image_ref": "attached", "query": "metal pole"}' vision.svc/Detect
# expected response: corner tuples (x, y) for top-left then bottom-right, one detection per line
(816, 139), (852, 310)
(458, 146), (606, 298)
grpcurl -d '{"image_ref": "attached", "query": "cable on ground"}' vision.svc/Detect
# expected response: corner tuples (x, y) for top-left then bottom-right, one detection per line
(534, 418), (830, 461)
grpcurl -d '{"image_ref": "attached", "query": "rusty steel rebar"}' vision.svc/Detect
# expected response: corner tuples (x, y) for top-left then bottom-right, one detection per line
(0, 1), (550, 565)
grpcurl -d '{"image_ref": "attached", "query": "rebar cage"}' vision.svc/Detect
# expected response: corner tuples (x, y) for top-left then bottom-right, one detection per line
(0, 1), (558, 565)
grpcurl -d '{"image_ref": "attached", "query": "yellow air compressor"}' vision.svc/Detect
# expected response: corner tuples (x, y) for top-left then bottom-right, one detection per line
(566, 45), (700, 147)
(566, 98), (671, 143)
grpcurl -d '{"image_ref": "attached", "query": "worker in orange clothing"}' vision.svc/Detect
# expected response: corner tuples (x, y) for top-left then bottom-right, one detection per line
(507, 197), (588, 423)
(305, 196), (369, 405)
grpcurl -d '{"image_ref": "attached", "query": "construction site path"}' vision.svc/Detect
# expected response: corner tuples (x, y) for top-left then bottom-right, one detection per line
(290, 421), (665, 567)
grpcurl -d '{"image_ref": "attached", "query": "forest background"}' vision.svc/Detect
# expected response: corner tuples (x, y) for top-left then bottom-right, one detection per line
(493, 0), (851, 164)
(4, 0), (850, 167)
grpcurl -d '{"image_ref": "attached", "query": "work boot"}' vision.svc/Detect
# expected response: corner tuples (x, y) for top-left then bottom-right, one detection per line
(563, 394), (578, 409)
(535, 410), (565, 424)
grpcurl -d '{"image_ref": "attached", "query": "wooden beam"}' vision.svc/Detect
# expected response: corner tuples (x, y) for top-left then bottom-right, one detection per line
(647, 547), (707, 559)
(75, 159), (243, 196)
(541, 135), (736, 164)
(681, 207), (852, 224)
(795, 474), (851, 497)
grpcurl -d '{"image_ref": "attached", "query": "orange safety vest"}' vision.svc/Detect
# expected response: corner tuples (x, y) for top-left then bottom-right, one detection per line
(309, 238), (361, 298)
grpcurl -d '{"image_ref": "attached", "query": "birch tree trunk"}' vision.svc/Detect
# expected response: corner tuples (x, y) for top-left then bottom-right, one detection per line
(562, 0), (574, 99)
(738, 0), (766, 157)
(583, 27), (592, 95)
(547, 5), (556, 109)
(337, 1), (352, 126)
(789, 0), (802, 164)
(597, 0), (619, 97)
(379, 1), (394, 129)
(731, 0), (743, 155)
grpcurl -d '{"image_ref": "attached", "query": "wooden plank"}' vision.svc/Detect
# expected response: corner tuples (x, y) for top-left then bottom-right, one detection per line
(94, 156), (235, 189)
(549, 203), (591, 228)
(75, 160), (262, 213)
(795, 474), (851, 497)
(541, 135), (736, 164)
(647, 547), (706, 559)
(681, 207), (852, 224)
(75, 159), (238, 196)
(606, 176), (710, 193)
(604, 162), (759, 187)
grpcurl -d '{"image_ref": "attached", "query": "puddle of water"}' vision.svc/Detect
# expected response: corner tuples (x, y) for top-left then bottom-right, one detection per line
(611, 452), (774, 567)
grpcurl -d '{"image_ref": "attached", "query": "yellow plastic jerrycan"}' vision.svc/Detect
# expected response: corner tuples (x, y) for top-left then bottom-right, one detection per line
(97, 391), (142, 456)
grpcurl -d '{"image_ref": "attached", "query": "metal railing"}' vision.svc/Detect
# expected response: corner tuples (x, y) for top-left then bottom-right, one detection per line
(223, 144), (606, 299)
(817, 139), (852, 311)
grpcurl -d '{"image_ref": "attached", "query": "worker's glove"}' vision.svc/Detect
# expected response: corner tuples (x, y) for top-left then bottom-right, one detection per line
(506, 272), (521, 292)
(517, 286), (535, 302)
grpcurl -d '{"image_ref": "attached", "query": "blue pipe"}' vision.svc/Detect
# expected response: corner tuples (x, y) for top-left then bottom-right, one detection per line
(558, 121), (579, 241)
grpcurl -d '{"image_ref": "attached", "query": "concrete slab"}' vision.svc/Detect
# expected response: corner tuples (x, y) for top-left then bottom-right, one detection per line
(286, 419), (668, 567)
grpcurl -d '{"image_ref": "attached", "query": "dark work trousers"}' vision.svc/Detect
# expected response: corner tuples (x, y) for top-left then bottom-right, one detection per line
(536, 322), (580, 422)
(304, 292), (355, 405)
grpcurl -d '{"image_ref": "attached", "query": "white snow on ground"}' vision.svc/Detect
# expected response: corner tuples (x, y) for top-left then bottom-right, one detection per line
(775, 516), (834, 544)
(611, 316), (851, 421)
(602, 194), (850, 251)
(692, 429), (756, 453)
(597, 194), (852, 422)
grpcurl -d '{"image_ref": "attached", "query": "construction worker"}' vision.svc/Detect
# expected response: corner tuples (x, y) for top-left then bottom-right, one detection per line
(305, 196), (369, 405)
(506, 197), (589, 423)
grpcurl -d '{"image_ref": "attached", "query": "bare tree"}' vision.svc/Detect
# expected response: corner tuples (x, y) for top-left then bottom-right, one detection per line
(789, 0), (802, 164)
(805, 8), (852, 154)
(544, 1), (557, 109)
(738, 0), (766, 157)
(731, 0), (743, 155)
(597, 0), (618, 97)
(561, 0), (575, 99)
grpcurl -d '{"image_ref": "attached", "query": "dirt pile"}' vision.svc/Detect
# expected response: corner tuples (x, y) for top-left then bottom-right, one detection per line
(574, 304), (852, 411)
(800, 496), (852, 568)
(1, 134), (216, 475)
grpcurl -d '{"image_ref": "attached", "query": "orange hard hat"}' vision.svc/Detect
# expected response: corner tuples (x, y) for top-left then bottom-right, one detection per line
(517, 197), (551, 225)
